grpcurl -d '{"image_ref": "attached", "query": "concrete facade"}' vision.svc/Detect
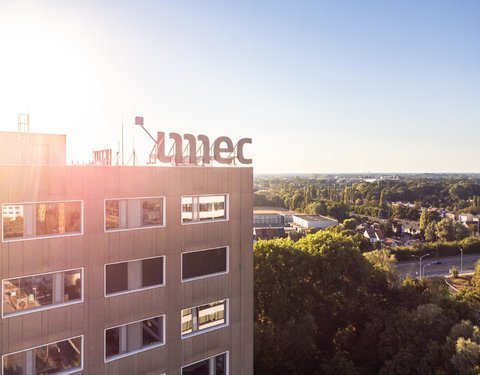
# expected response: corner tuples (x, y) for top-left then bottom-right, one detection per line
(0, 165), (253, 375)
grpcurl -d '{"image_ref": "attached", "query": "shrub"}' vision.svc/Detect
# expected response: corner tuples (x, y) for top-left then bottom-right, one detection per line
(451, 267), (459, 278)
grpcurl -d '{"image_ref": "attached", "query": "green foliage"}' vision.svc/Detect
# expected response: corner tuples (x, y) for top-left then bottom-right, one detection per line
(450, 338), (480, 375)
(436, 219), (455, 241)
(472, 260), (480, 288)
(453, 222), (471, 241)
(389, 237), (480, 261)
(343, 218), (358, 230)
(363, 249), (398, 285)
(392, 203), (420, 220)
(425, 221), (437, 242)
(420, 209), (441, 232)
(451, 267), (459, 278)
(254, 230), (480, 374)
(254, 176), (480, 222)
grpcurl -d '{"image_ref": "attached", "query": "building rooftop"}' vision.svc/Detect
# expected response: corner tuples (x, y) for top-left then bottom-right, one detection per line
(293, 214), (337, 222)
(253, 206), (294, 214)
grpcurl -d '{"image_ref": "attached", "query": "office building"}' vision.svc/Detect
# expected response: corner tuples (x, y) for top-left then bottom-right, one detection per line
(0, 132), (253, 375)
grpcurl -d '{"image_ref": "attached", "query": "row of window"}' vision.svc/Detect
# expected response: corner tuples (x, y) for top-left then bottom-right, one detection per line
(2, 247), (228, 318)
(2, 303), (227, 373)
(1, 194), (228, 241)
(103, 300), (227, 361)
(2, 333), (228, 375)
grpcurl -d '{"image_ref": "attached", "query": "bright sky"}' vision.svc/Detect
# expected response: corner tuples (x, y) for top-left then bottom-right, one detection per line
(0, 0), (479, 173)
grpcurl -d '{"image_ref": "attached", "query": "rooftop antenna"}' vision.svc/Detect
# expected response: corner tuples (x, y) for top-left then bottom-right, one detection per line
(122, 111), (124, 165)
(115, 141), (121, 166)
(127, 134), (139, 166)
(17, 113), (30, 164)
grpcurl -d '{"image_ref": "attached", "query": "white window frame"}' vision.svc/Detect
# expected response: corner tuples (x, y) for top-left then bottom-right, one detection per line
(2, 200), (84, 243)
(181, 299), (229, 339)
(2, 267), (84, 318)
(104, 256), (166, 297)
(1, 335), (84, 375)
(181, 351), (229, 375)
(180, 194), (229, 225)
(181, 246), (229, 282)
(104, 196), (166, 233)
(104, 314), (166, 362)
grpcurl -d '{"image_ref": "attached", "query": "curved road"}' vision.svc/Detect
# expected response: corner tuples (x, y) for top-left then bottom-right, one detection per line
(395, 253), (480, 278)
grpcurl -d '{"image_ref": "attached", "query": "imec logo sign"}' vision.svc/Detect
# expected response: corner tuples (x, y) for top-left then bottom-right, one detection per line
(135, 117), (252, 166)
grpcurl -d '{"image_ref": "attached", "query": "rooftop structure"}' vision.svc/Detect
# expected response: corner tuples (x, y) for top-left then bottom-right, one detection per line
(0, 131), (66, 166)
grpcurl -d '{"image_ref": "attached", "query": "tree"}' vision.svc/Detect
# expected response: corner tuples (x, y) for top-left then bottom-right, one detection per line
(424, 221), (437, 242)
(472, 260), (480, 288)
(450, 338), (480, 375)
(420, 209), (440, 232)
(254, 232), (377, 374)
(343, 218), (358, 231)
(454, 222), (471, 241)
(436, 219), (454, 241)
(451, 267), (459, 278)
(379, 191), (388, 211)
(363, 249), (398, 285)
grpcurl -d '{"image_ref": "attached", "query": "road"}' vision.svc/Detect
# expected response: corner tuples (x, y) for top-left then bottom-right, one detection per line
(395, 253), (480, 278)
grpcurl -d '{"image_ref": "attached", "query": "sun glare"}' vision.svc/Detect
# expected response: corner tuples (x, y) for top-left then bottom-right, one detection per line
(0, 2), (106, 135)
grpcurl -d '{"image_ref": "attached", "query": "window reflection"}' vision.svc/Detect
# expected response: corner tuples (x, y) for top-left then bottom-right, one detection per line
(35, 337), (82, 374)
(105, 257), (164, 296)
(105, 200), (119, 230)
(182, 247), (227, 281)
(3, 270), (82, 316)
(182, 353), (227, 375)
(181, 197), (193, 223)
(181, 300), (227, 337)
(105, 198), (164, 231)
(105, 317), (164, 361)
(2, 205), (24, 239)
(3, 336), (82, 375)
(105, 327), (120, 358)
(182, 195), (227, 224)
(142, 199), (163, 226)
(2, 202), (82, 241)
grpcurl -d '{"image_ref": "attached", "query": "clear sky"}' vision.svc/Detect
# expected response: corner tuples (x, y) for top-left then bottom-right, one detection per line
(0, 0), (479, 173)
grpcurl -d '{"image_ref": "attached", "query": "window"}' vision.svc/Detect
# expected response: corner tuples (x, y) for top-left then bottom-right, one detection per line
(105, 316), (165, 361)
(2, 201), (82, 242)
(181, 300), (228, 338)
(182, 247), (228, 281)
(105, 197), (164, 231)
(181, 195), (227, 224)
(182, 352), (228, 375)
(2, 336), (83, 375)
(2, 269), (83, 318)
(105, 257), (164, 296)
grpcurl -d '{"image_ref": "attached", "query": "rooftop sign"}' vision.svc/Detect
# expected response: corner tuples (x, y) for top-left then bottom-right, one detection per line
(135, 117), (252, 166)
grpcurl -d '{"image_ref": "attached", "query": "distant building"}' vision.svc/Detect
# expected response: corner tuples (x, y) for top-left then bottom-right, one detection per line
(253, 227), (287, 241)
(364, 228), (386, 243)
(391, 201), (415, 208)
(253, 206), (294, 227)
(291, 214), (338, 231)
(459, 213), (474, 223)
(400, 220), (420, 235)
(253, 212), (283, 227)
(384, 238), (404, 247)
